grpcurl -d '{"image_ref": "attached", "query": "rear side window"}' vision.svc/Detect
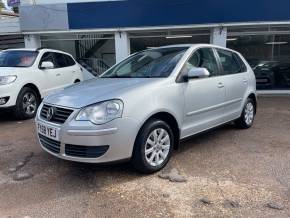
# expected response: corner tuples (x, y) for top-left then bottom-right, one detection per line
(216, 49), (246, 75)
(234, 53), (247, 72)
(64, 54), (76, 67)
(53, 53), (67, 68)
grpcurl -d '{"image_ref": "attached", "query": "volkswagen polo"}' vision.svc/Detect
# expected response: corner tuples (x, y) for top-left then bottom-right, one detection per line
(35, 44), (257, 173)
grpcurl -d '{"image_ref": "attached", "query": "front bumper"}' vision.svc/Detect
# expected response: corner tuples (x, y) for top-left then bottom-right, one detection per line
(0, 83), (19, 108)
(35, 104), (139, 163)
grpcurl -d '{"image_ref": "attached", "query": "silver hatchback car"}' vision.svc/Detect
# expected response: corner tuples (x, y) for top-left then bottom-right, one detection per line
(35, 44), (257, 173)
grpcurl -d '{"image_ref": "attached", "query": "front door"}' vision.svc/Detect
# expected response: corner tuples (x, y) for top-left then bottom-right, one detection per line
(181, 47), (226, 138)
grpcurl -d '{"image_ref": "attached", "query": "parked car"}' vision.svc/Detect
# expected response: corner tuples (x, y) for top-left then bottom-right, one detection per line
(252, 61), (277, 89)
(0, 48), (83, 119)
(35, 44), (257, 173)
(251, 61), (290, 89)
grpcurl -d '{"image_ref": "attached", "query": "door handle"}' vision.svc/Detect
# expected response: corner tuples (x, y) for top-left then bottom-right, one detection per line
(243, 79), (248, 84)
(217, 82), (224, 88)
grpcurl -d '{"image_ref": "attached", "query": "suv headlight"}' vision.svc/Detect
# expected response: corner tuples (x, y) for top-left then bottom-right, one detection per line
(76, 99), (124, 125)
(0, 75), (17, 85)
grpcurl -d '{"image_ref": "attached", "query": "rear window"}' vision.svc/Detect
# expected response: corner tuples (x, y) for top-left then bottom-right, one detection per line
(0, 50), (38, 67)
(216, 49), (246, 75)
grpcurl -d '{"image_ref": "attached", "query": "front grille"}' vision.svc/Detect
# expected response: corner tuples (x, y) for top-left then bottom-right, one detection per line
(40, 104), (74, 124)
(38, 134), (61, 154)
(65, 144), (109, 158)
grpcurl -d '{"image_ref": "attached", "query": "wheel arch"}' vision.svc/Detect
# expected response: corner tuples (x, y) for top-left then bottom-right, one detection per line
(248, 93), (257, 114)
(136, 111), (181, 150)
(22, 83), (42, 100)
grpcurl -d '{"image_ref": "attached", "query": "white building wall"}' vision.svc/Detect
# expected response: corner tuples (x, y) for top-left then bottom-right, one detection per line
(210, 27), (227, 47)
(115, 31), (130, 63)
(0, 17), (20, 35)
(24, 34), (41, 48)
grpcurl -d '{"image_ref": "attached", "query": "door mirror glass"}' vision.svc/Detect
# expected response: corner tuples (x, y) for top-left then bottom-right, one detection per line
(40, 61), (54, 69)
(187, 67), (210, 79)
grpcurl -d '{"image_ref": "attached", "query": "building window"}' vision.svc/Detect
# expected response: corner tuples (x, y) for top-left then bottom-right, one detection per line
(227, 33), (290, 90)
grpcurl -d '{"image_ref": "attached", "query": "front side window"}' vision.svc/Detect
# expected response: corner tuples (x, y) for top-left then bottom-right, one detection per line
(216, 49), (245, 75)
(40, 52), (55, 67)
(0, 50), (38, 67)
(181, 48), (219, 77)
(101, 47), (188, 78)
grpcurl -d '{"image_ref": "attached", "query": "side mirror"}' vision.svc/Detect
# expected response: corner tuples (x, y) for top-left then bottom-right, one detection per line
(40, 61), (54, 69)
(186, 68), (210, 80)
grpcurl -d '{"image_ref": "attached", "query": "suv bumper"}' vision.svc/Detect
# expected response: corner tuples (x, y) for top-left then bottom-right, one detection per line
(0, 84), (18, 108)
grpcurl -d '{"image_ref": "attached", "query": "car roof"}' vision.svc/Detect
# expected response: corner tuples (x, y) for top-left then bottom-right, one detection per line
(1, 48), (73, 56)
(156, 44), (239, 53)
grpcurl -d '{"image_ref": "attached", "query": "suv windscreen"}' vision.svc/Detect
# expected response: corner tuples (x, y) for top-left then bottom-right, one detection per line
(101, 47), (188, 78)
(0, 50), (39, 67)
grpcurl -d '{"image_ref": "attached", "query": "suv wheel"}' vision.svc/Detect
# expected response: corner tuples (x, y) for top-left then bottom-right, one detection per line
(131, 119), (174, 173)
(235, 98), (256, 129)
(14, 87), (40, 119)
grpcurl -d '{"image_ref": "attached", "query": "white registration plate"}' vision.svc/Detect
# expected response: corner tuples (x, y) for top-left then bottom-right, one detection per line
(37, 122), (60, 141)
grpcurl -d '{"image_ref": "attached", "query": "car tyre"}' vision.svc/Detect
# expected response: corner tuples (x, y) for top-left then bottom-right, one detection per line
(131, 119), (174, 174)
(14, 87), (40, 120)
(235, 98), (256, 129)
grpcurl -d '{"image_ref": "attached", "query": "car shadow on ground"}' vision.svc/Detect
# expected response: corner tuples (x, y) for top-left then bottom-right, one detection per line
(175, 123), (236, 155)
(0, 110), (18, 122)
(40, 124), (237, 184)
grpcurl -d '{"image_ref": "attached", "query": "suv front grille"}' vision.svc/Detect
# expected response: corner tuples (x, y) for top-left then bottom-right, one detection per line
(38, 134), (61, 154)
(40, 104), (74, 124)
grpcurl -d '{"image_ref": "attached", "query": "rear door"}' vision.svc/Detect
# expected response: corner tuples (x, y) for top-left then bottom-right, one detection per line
(53, 52), (75, 88)
(181, 47), (226, 138)
(38, 52), (62, 96)
(215, 48), (249, 120)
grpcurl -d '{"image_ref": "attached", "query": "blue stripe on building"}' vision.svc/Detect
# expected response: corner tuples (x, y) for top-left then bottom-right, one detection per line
(67, 0), (290, 29)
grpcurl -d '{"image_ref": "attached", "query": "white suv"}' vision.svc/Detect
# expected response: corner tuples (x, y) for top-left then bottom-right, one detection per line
(0, 48), (83, 119)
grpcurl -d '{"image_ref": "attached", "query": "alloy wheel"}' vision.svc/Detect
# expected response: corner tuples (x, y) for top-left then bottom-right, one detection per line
(244, 102), (254, 125)
(145, 128), (171, 167)
(22, 92), (37, 116)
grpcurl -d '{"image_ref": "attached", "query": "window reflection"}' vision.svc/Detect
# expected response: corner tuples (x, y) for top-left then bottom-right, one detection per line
(227, 35), (290, 90)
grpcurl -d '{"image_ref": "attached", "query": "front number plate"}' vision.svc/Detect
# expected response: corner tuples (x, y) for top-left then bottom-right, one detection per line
(37, 122), (60, 141)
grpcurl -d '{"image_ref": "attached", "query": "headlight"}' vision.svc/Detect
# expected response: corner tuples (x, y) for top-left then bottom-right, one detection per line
(0, 75), (17, 85)
(76, 99), (124, 125)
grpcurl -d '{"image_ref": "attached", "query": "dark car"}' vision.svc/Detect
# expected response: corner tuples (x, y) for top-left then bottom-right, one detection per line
(250, 61), (290, 89)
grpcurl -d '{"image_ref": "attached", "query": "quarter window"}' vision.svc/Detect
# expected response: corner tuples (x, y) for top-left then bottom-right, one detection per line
(216, 49), (246, 75)
(182, 48), (219, 77)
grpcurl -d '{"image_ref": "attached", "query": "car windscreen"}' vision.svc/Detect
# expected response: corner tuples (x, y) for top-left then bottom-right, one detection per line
(0, 50), (39, 67)
(100, 47), (188, 78)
